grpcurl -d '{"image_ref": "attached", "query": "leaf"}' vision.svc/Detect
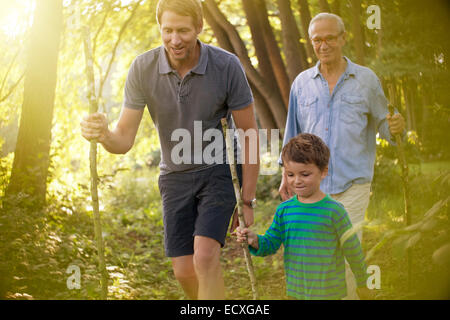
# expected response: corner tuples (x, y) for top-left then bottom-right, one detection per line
(420, 219), (438, 232)
(432, 243), (450, 266)
(340, 220), (367, 245)
(406, 232), (421, 249)
(365, 235), (391, 262)
(424, 197), (449, 219)
(392, 234), (410, 259)
(404, 221), (422, 232)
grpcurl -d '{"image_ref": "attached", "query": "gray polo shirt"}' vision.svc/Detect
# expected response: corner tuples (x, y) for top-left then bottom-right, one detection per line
(124, 41), (254, 174)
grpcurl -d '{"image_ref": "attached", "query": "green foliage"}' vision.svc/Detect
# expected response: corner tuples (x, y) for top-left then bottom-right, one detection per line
(364, 168), (450, 299)
(0, 0), (449, 300)
(255, 171), (282, 201)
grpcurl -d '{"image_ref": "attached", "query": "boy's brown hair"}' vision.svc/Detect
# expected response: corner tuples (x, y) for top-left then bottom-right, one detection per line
(156, 0), (203, 28)
(281, 133), (330, 171)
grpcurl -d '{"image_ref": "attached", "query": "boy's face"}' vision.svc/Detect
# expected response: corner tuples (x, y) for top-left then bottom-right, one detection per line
(284, 161), (328, 202)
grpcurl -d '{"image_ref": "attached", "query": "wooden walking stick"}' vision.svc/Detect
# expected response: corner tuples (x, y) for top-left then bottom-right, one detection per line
(388, 82), (412, 291)
(221, 118), (258, 300)
(82, 26), (108, 299)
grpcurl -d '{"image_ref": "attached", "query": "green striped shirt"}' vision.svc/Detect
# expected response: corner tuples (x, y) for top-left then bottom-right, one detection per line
(249, 194), (368, 300)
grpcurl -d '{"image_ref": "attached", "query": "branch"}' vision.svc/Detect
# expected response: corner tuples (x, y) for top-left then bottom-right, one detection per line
(203, 0), (286, 128)
(221, 118), (258, 300)
(0, 72), (25, 104)
(92, 3), (111, 57)
(97, 1), (141, 103)
(0, 48), (22, 98)
(82, 25), (108, 300)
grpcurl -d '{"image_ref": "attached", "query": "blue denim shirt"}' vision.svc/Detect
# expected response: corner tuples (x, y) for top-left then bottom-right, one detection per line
(281, 57), (394, 194)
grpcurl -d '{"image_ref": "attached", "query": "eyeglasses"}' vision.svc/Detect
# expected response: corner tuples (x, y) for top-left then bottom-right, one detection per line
(311, 33), (343, 46)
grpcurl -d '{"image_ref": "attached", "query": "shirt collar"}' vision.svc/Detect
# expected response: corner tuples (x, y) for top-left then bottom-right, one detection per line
(191, 41), (208, 75)
(158, 45), (172, 74)
(312, 60), (321, 78)
(311, 56), (356, 79)
(158, 40), (208, 75)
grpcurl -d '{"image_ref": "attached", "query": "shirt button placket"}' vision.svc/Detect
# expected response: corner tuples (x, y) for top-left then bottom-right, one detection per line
(177, 78), (182, 103)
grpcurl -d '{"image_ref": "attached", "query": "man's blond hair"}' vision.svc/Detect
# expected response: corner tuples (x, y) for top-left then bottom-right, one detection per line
(156, 0), (203, 28)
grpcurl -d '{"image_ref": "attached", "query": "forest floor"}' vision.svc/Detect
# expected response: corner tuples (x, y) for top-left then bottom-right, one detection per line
(1, 161), (448, 300)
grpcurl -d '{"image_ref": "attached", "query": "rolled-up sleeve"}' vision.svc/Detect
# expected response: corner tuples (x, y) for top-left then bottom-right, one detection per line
(369, 77), (396, 145)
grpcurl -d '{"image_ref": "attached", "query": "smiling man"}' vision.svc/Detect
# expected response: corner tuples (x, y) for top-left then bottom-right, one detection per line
(80, 0), (259, 300)
(278, 13), (405, 299)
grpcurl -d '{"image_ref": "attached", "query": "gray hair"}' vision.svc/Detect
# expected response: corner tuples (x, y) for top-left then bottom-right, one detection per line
(308, 13), (346, 38)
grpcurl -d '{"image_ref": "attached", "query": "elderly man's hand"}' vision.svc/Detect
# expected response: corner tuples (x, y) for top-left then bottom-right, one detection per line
(386, 113), (405, 136)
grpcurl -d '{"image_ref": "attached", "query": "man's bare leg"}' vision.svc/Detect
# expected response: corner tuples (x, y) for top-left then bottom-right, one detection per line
(171, 255), (198, 299)
(193, 236), (225, 300)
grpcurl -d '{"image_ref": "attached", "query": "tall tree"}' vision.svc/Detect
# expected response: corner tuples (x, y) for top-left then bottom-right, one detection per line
(297, 0), (315, 63)
(318, 0), (331, 12)
(350, 0), (365, 65)
(6, 0), (63, 206)
(331, 0), (341, 16)
(253, 0), (291, 107)
(277, 0), (309, 82)
(203, 0), (287, 130)
(242, 0), (285, 106)
(203, 1), (277, 130)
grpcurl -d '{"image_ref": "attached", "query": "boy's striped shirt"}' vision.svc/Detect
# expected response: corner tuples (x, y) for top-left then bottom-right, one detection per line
(249, 194), (368, 300)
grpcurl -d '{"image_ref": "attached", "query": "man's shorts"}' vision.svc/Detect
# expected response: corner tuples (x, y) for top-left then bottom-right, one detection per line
(158, 164), (242, 257)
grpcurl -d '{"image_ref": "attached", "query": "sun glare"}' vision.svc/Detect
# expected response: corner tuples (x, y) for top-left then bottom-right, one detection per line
(0, 0), (35, 39)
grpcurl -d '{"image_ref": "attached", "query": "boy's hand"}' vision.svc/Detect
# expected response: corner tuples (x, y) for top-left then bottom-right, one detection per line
(230, 206), (254, 233)
(356, 287), (375, 300)
(235, 226), (258, 249)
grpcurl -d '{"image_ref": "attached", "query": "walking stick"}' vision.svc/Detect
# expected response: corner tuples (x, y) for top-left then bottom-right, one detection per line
(388, 83), (412, 291)
(82, 26), (108, 299)
(221, 118), (258, 300)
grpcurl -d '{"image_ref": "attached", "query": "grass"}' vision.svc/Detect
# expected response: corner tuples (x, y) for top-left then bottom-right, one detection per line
(1, 161), (448, 300)
(364, 160), (449, 299)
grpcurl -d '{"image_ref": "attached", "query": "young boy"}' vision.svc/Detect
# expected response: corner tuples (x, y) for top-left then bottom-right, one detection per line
(236, 133), (372, 300)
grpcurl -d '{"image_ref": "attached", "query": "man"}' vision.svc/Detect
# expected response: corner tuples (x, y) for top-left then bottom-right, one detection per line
(278, 13), (405, 299)
(81, 0), (259, 300)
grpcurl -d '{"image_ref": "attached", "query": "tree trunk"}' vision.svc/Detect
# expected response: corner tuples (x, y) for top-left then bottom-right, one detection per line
(204, 4), (278, 131)
(250, 82), (278, 130)
(6, 0), (63, 206)
(297, 0), (316, 64)
(350, 0), (365, 65)
(203, 4), (234, 53)
(254, 0), (291, 107)
(203, 0), (287, 129)
(318, 0), (331, 12)
(277, 0), (309, 82)
(419, 81), (432, 144)
(242, 0), (287, 107)
(331, 0), (341, 16)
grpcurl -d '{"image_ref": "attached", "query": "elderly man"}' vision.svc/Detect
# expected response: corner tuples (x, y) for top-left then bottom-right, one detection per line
(81, 0), (259, 300)
(278, 13), (405, 299)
